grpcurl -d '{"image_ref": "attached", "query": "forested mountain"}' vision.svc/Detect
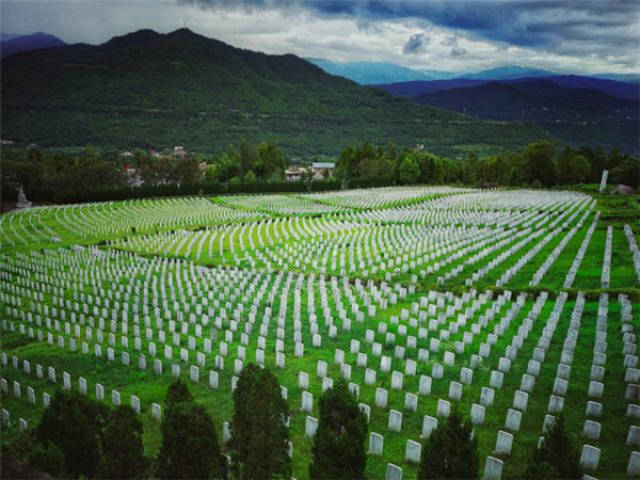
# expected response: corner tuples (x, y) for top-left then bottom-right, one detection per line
(0, 32), (66, 58)
(1, 28), (550, 158)
(412, 80), (639, 154)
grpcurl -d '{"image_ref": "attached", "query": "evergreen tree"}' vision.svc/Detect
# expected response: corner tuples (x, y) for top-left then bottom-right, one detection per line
(36, 391), (110, 478)
(418, 408), (478, 480)
(96, 405), (146, 479)
(237, 368), (290, 479)
(156, 402), (227, 479)
(165, 378), (192, 410)
(27, 441), (67, 478)
(230, 363), (260, 469)
(309, 379), (367, 479)
(523, 415), (582, 479)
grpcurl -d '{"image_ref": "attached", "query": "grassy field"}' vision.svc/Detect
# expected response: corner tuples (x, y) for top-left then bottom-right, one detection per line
(1, 186), (638, 479)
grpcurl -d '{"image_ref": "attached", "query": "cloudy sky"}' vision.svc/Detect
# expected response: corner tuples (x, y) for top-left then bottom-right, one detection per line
(2, 0), (639, 74)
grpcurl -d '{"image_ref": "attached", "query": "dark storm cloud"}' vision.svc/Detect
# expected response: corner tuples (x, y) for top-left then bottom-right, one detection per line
(182, 0), (640, 53)
(402, 33), (428, 54)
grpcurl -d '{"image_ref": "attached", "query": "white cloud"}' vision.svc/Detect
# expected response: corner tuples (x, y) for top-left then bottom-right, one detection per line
(1, 0), (638, 74)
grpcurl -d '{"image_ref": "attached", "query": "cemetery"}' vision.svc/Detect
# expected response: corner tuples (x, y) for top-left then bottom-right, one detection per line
(0, 185), (638, 479)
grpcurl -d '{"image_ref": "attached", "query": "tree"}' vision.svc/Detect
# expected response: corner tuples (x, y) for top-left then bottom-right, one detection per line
(36, 391), (110, 478)
(309, 379), (367, 479)
(522, 141), (557, 187)
(610, 155), (640, 188)
(243, 170), (257, 183)
(398, 155), (420, 185)
(156, 403), (227, 480)
(302, 167), (314, 192)
(558, 147), (589, 184)
(165, 378), (192, 410)
(418, 408), (478, 479)
(230, 364), (260, 470)
(28, 441), (67, 478)
(156, 380), (226, 479)
(523, 415), (582, 479)
(236, 368), (290, 479)
(96, 405), (147, 479)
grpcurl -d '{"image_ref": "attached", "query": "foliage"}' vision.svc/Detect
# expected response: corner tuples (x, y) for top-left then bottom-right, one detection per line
(230, 363), (260, 471)
(156, 380), (226, 480)
(398, 156), (420, 185)
(309, 379), (368, 479)
(165, 378), (193, 409)
(96, 405), (147, 479)
(28, 441), (67, 478)
(2, 137), (638, 206)
(36, 390), (110, 478)
(235, 367), (291, 480)
(418, 408), (478, 480)
(523, 415), (582, 479)
(156, 402), (227, 480)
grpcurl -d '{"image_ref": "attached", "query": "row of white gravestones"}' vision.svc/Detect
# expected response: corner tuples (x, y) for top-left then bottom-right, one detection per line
(574, 293), (610, 472)
(3, 255), (520, 386)
(529, 202), (595, 287)
(601, 226), (613, 288)
(482, 293), (564, 477)
(0, 351), (155, 420)
(618, 294), (640, 476)
(623, 225), (640, 285)
(563, 212), (599, 288)
(0, 408), (28, 433)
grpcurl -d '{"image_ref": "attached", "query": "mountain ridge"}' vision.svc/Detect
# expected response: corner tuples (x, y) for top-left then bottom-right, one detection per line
(1, 32), (66, 58)
(1, 28), (552, 158)
(412, 79), (639, 154)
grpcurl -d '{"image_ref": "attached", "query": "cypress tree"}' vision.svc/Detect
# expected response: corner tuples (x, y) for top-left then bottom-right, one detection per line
(36, 391), (110, 478)
(165, 378), (192, 409)
(156, 379), (226, 479)
(309, 379), (367, 479)
(239, 367), (290, 479)
(96, 405), (146, 479)
(418, 408), (478, 479)
(524, 415), (582, 479)
(230, 363), (259, 469)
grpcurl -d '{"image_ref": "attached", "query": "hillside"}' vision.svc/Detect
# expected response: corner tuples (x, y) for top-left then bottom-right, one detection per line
(0, 32), (66, 58)
(413, 80), (639, 154)
(0, 28), (551, 158)
(377, 76), (639, 100)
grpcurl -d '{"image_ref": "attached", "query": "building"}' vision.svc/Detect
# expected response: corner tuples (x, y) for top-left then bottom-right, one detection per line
(173, 146), (186, 157)
(311, 162), (335, 180)
(285, 166), (306, 182)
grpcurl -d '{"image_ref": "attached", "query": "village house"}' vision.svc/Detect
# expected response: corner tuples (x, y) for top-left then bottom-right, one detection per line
(285, 165), (306, 182)
(311, 162), (335, 180)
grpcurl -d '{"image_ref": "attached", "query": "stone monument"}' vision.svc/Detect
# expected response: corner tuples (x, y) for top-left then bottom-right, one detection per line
(599, 170), (608, 193)
(16, 186), (32, 209)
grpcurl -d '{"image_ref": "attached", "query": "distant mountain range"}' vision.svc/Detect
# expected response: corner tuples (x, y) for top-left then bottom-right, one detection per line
(1, 32), (66, 58)
(405, 79), (638, 154)
(1, 28), (549, 158)
(378, 76), (640, 100)
(308, 58), (640, 85)
(305, 58), (436, 84)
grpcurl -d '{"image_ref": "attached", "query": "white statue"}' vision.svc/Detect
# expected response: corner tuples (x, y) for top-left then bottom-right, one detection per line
(16, 186), (32, 209)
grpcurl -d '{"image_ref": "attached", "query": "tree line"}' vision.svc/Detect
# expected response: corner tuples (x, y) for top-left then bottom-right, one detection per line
(335, 141), (640, 189)
(3, 365), (584, 479)
(2, 139), (638, 205)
